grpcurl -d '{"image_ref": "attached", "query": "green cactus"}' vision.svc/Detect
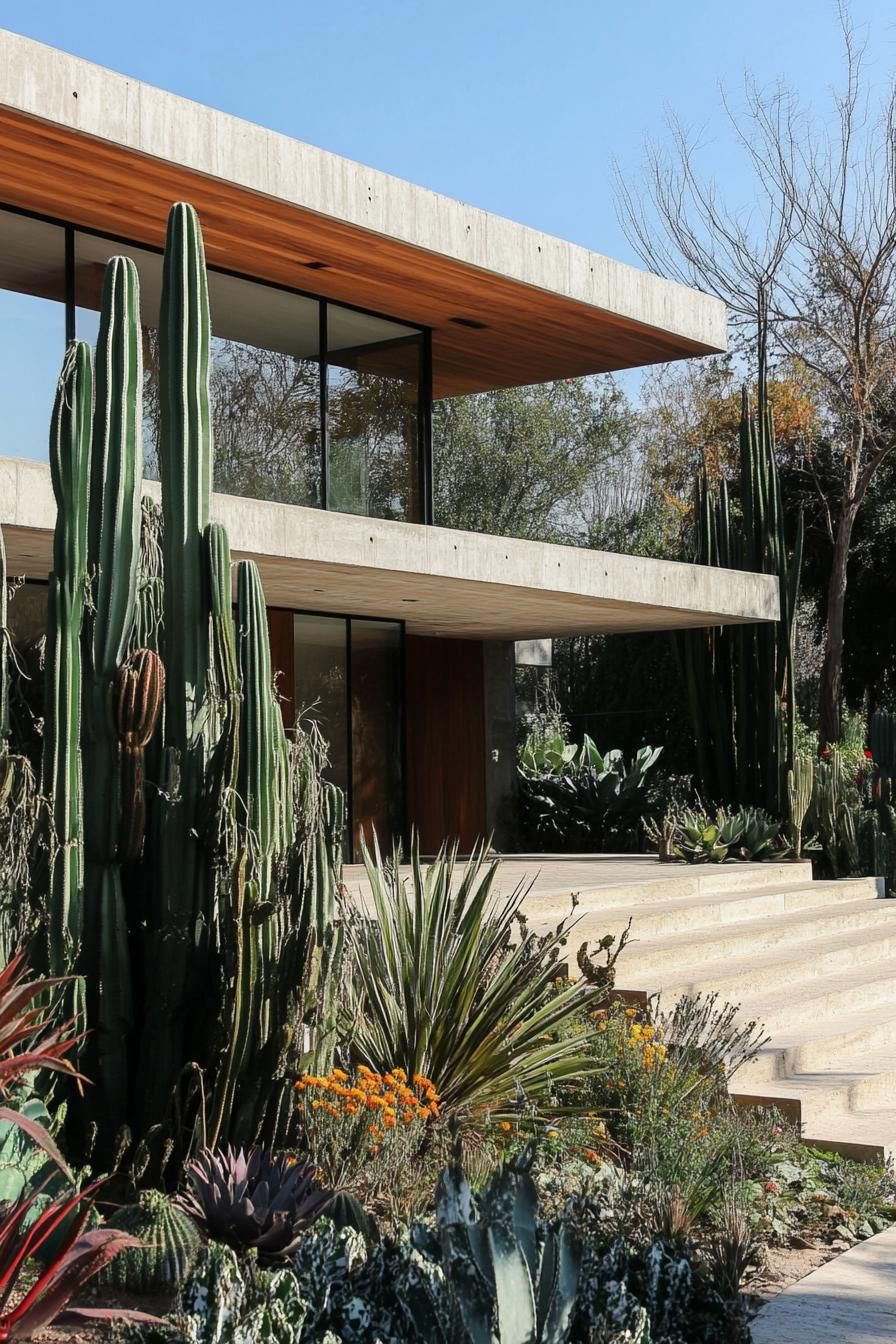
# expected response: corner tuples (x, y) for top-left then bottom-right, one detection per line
(678, 367), (802, 818)
(871, 709), (896, 804)
(787, 752), (814, 860)
(813, 747), (861, 877)
(99, 1190), (200, 1294)
(42, 341), (93, 979)
(19, 201), (345, 1169)
(77, 256), (143, 1134)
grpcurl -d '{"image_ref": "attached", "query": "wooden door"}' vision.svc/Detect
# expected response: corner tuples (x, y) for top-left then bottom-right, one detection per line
(405, 635), (486, 854)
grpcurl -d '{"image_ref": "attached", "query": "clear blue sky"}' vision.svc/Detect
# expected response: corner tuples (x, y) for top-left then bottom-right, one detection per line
(3, 2), (896, 460)
(6, 0), (896, 264)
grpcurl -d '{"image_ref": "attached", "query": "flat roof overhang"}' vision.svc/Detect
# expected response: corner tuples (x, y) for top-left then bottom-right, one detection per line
(2, 459), (778, 639)
(0, 30), (727, 398)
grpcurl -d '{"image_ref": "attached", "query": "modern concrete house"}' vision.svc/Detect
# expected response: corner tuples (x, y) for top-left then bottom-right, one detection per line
(0, 30), (777, 859)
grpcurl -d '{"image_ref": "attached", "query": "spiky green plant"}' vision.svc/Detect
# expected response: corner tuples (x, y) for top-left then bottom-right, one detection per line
(678, 367), (803, 817)
(342, 837), (602, 1114)
(26, 202), (345, 1167)
(99, 1190), (200, 1293)
(787, 752), (814, 860)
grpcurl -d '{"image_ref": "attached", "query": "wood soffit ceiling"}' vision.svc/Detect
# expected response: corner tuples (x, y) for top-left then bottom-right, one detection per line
(0, 107), (719, 398)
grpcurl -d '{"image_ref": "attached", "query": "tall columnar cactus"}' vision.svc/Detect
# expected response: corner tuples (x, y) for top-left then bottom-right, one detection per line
(678, 368), (803, 817)
(0, 524), (8, 756)
(28, 201), (344, 1169)
(871, 709), (896, 803)
(140, 203), (215, 1132)
(43, 341), (92, 974)
(787, 752), (814, 860)
(78, 257), (144, 1133)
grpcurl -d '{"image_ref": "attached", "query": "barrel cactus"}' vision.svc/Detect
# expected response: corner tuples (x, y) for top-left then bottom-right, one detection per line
(99, 1189), (200, 1293)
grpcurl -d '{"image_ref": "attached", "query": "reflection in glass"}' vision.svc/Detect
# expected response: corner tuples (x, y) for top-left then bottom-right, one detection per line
(208, 272), (321, 507)
(74, 231), (163, 476)
(327, 307), (421, 521)
(351, 620), (403, 855)
(293, 614), (349, 804)
(0, 210), (66, 462)
(6, 580), (47, 647)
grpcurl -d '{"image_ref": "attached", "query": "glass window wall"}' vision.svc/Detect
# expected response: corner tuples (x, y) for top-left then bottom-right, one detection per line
(0, 204), (430, 522)
(0, 211), (66, 463)
(327, 307), (422, 521)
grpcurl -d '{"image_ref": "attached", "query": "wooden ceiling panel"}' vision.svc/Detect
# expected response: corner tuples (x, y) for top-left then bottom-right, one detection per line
(0, 107), (717, 397)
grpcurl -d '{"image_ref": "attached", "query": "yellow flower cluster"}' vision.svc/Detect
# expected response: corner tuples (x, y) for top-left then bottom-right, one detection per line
(623, 1021), (667, 1071)
(295, 1065), (440, 1133)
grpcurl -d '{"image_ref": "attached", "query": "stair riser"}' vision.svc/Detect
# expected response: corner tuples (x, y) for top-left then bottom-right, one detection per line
(617, 908), (896, 981)
(561, 886), (875, 942)
(738, 1019), (896, 1087)
(651, 960), (896, 1033)
(736, 1067), (896, 1127)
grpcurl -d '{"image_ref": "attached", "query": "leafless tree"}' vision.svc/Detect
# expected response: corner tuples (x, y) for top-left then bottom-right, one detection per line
(616, 5), (896, 743)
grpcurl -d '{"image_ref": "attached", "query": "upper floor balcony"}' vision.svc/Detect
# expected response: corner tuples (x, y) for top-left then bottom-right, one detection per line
(0, 28), (726, 536)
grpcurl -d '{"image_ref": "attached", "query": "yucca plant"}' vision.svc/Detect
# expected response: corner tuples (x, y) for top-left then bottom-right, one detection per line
(178, 1146), (333, 1261)
(342, 837), (603, 1114)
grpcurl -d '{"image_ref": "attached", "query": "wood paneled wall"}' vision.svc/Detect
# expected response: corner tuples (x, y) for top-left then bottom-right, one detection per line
(266, 608), (296, 730)
(405, 635), (487, 854)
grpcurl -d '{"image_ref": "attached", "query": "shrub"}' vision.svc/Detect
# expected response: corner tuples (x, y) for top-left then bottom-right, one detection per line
(295, 1065), (443, 1224)
(341, 838), (608, 1115)
(518, 732), (662, 852)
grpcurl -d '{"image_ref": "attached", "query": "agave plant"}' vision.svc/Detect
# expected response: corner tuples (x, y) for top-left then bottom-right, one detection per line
(178, 1146), (333, 1260)
(342, 836), (604, 1114)
(674, 808), (745, 864)
(0, 951), (82, 1097)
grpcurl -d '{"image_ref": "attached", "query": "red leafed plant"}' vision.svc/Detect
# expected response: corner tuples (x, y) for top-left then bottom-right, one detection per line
(0, 1179), (160, 1340)
(0, 951), (83, 1099)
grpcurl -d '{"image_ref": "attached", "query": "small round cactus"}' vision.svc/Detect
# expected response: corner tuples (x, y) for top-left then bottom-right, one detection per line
(98, 1189), (200, 1294)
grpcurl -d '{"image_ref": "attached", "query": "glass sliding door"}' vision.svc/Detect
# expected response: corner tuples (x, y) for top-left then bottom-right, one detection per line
(293, 612), (404, 859)
(350, 619), (403, 855)
(293, 614), (349, 804)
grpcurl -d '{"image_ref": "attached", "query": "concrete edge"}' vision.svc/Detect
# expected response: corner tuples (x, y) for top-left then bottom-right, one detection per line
(0, 28), (727, 351)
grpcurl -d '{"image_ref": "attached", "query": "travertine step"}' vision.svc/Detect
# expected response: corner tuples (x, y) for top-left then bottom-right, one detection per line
(613, 895), (893, 981)
(528, 877), (875, 940)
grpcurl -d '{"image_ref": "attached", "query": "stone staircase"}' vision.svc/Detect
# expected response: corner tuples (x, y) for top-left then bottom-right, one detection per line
(524, 861), (895, 1162)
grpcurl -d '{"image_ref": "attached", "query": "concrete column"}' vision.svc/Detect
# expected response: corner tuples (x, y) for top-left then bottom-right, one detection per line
(482, 640), (518, 852)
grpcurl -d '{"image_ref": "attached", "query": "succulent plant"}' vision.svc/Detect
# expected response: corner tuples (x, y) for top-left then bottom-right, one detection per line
(178, 1146), (333, 1261)
(99, 1189), (200, 1294)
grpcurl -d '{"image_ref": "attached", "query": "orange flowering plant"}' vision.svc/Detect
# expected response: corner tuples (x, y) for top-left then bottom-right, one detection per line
(295, 1065), (441, 1193)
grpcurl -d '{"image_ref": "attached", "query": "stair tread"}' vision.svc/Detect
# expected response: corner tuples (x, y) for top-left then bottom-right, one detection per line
(526, 876), (875, 915)
(745, 1000), (896, 1059)
(616, 897), (895, 957)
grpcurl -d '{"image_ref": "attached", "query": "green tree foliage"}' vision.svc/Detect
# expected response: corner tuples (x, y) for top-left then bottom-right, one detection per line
(432, 377), (638, 543)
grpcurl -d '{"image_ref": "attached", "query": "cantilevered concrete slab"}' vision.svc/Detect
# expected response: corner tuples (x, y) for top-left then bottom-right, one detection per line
(0, 29), (726, 396)
(1, 458), (777, 640)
